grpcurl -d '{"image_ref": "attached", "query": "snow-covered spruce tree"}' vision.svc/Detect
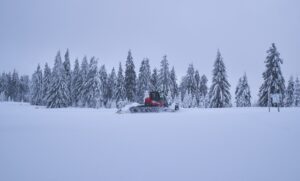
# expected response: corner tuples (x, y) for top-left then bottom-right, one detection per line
(180, 64), (197, 108)
(5, 73), (12, 101)
(235, 74), (251, 107)
(158, 55), (171, 98)
(78, 56), (89, 107)
(1, 72), (11, 101)
(0, 73), (9, 101)
(179, 76), (187, 102)
(200, 75), (208, 96)
(82, 57), (101, 108)
(6, 72), (13, 101)
(46, 51), (69, 108)
(284, 76), (294, 107)
(107, 67), (117, 108)
(136, 58), (151, 103)
(208, 50), (231, 108)
(194, 70), (201, 107)
(170, 66), (179, 102)
(10, 70), (20, 101)
(199, 74), (208, 107)
(185, 64), (196, 96)
(71, 59), (81, 106)
(115, 62), (126, 105)
(8, 72), (14, 101)
(166, 89), (173, 106)
(6, 72), (12, 101)
(235, 78), (242, 107)
(0, 73), (6, 101)
(150, 68), (159, 92)
(294, 77), (300, 106)
(63, 49), (72, 106)
(31, 65), (43, 105)
(42, 63), (51, 105)
(124, 50), (137, 102)
(258, 43), (285, 107)
(19, 75), (30, 102)
(99, 65), (108, 107)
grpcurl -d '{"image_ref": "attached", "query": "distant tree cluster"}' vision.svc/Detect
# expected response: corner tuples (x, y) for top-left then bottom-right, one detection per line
(180, 64), (208, 108)
(0, 50), (179, 108)
(0, 70), (30, 102)
(1, 43), (299, 108)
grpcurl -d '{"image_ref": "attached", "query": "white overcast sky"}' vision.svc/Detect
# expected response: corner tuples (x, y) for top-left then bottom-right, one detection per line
(0, 0), (299, 100)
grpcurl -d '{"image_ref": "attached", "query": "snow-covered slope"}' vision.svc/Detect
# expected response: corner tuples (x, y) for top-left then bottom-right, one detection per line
(0, 102), (299, 181)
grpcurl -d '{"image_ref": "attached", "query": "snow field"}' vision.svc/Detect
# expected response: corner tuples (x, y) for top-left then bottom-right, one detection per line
(0, 102), (300, 181)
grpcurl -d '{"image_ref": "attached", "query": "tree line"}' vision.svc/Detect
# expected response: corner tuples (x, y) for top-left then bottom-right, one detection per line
(1, 43), (300, 108)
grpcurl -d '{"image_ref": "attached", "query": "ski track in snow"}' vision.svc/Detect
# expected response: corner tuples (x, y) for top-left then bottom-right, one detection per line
(0, 102), (300, 181)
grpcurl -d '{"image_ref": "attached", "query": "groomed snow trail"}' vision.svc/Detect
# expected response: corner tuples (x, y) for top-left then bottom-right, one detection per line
(0, 102), (299, 181)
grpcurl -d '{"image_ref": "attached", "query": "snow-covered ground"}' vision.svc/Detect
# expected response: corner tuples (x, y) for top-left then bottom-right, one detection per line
(0, 102), (299, 181)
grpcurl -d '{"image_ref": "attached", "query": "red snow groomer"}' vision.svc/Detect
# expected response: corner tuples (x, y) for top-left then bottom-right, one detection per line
(129, 91), (179, 113)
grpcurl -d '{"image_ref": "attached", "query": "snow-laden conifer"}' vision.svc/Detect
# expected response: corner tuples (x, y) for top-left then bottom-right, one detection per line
(99, 65), (108, 107)
(63, 49), (72, 106)
(71, 59), (81, 106)
(136, 58), (151, 103)
(194, 70), (201, 107)
(170, 66), (179, 102)
(83, 57), (101, 108)
(208, 50), (231, 108)
(179, 76), (187, 102)
(19, 75), (30, 102)
(0, 73), (4, 100)
(30, 65), (43, 105)
(79, 56), (89, 107)
(180, 64), (197, 107)
(199, 75), (208, 107)
(46, 51), (69, 108)
(235, 74), (251, 107)
(158, 55), (170, 98)
(284, 76), (294, 107)
(0, 73), (9, 101)
(150, 68), (159, 92)
(185, 64), (196, 98)
(235, 78), (242, 107)
(258, 43), (285, 107)
(115, 62), (126, 105)
(124, 50), (137, 102)
(294, 77), (300, 107)
(11, 70), (20, 101)
(42, 63), (51, 105)
(107, 67), (117, 107)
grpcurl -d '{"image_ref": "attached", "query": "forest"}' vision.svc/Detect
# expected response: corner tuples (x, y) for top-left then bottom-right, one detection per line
(0, 43), (299, 109)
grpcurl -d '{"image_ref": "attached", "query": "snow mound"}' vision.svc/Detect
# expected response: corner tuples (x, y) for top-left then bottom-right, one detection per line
(117, 102), (140, 113)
